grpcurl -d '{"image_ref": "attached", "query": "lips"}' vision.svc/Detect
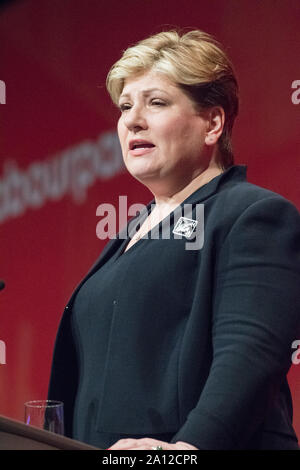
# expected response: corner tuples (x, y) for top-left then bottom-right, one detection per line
(128, 139), (156, 157)
(129, 139), (155, 150)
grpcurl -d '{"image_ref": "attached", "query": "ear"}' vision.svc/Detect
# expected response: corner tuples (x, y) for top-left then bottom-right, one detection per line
(204, 107), (225, 146)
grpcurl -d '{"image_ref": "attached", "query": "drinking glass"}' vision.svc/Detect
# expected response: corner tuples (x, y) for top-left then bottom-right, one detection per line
(24, 400), (64, 435)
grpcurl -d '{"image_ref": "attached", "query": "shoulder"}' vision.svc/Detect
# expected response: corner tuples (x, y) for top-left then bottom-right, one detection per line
(203, 176), (300, 250)
(224, 177), (297, 209)
(217, 181), (300, 262)
(215, 178), (300, 226)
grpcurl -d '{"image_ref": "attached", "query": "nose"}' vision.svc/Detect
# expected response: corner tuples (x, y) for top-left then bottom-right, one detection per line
(123, 105), (147, 132)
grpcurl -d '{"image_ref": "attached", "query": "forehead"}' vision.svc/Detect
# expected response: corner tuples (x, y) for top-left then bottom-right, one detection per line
(120, 70), (178, 98)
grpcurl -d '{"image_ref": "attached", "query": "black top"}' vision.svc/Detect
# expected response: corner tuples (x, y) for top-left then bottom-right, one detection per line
(72, 237), (164, 446)
(72, 206), (187, 447)
(48, 165), (300, 449)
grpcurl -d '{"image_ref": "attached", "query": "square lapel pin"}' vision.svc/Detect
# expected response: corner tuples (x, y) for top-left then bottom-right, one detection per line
(172, 216), (198, 238)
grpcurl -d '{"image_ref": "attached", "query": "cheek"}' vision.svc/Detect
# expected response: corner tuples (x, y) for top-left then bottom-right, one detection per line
(160, 118), (196, 150)
(157, 117), (186, 146)
(161, 121), (205, 164)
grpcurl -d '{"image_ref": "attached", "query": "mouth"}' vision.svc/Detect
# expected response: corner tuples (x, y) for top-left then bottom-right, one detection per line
(129, 139), (155, 150)
(129, 139), (156, 156)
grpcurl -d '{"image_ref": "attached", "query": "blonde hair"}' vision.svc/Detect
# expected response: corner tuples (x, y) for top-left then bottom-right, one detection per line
(106, 29), (239, 169)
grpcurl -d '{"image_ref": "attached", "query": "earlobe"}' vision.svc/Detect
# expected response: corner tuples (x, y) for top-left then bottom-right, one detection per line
(205, 134), (217, 145)
(205, 107), (225, 145)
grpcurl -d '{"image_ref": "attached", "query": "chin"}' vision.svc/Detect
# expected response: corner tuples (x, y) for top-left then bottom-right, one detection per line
(125, 163), (159, 180)
(128, 169), (160, 185)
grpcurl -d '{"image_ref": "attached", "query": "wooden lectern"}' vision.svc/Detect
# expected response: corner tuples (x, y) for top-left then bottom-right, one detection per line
(0, 414), (101, 450)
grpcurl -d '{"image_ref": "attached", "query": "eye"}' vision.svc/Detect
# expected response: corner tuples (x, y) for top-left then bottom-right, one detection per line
(119, 103), (132, 112)
(150, 99), (166, 106)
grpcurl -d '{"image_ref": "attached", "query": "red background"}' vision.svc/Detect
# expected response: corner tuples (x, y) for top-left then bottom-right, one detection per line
(0, 0), (299, 438)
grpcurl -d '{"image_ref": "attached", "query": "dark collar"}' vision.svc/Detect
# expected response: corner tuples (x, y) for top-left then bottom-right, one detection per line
(117, 164), (248, 239)
(184, 164), (248, 205)
(139, 164), (247, 211)
(79, 165), (248, 294)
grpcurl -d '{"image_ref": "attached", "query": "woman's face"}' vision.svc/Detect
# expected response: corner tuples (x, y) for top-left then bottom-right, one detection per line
(117, 70), (212, 192)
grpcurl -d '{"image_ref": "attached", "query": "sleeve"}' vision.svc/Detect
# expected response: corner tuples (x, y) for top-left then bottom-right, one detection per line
(171, 196), (300, 449)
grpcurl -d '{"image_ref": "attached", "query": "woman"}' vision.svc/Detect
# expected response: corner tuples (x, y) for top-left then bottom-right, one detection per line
(48, 29), (300, 450)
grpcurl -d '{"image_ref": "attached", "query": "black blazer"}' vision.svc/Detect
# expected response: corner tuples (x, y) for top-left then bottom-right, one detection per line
(48, 165), (300, 449)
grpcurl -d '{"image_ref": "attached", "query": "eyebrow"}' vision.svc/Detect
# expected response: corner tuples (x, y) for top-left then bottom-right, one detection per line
(119, 88), (170, 101)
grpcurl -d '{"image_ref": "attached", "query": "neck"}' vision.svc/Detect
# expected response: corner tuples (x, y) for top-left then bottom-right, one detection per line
(152, 163), (224, 210)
